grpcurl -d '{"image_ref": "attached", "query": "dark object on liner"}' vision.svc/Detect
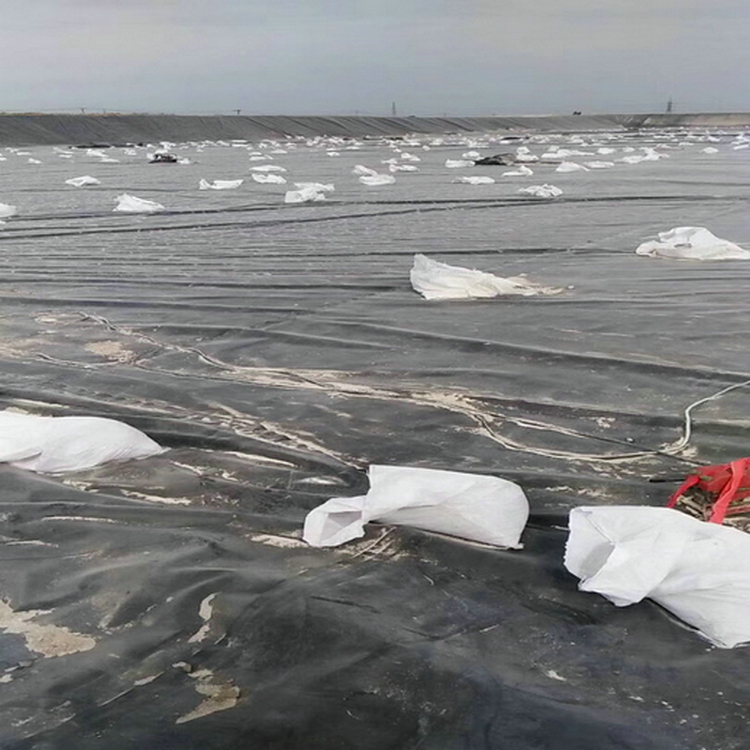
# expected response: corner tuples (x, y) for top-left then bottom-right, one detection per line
(669, 458), (750, 533)
(149, 152), (178, 164)
(473, 153), (517, 166)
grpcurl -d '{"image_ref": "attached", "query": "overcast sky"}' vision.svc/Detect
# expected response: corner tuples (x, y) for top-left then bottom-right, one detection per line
(3, 0), (748, 116)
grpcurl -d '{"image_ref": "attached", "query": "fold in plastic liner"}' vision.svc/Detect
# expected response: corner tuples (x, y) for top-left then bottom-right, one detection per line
(0, 411), (166, 474)
(199, 179), (243, 190)
(114, 194), (164, 213)
(635, 227), (750, 261)
(303, 465), (529, 548)
(565, 506), (750, 648)
(410, 253), (560, 300)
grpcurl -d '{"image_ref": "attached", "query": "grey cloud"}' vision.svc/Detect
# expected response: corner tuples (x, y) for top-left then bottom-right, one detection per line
(1, 1), (748, 115)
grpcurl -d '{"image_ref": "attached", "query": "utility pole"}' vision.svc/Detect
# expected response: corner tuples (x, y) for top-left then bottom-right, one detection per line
(666, 97), (673, 114)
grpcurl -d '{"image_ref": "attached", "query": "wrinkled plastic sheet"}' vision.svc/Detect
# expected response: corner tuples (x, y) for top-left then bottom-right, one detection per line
(0, 130), (748, 749)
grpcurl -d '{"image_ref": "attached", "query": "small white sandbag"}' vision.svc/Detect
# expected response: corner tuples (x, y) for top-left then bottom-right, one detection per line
(410, 253), (559, 300)
(284, 186), (326, 203)
(453, 176), (495, 185)
(250, 164), (287, 173)
(518, 184), (562, 198)
(502, 166), (533, 176)
(565, 506), (750, 648)
(555, 161), (588, 173)
(359, 174), (395, 186)
(352, 164), (377, 176)
(65, 175), (101, 187)
(303, 465), (529, 548)
(294, 182), (335, 193)
(0, 202), (18, 219)
(252, 173), (287, 184)
(199, 179), (243, 190)
(114, 194), (164, 213)
(0, 411), (166, 473)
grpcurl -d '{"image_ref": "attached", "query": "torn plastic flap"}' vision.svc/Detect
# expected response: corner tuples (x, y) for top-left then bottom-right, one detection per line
(303, 465), (529, 549)
(565, 506), (750, 648)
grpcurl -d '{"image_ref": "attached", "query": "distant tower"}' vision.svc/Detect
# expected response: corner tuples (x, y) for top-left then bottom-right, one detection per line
(391, 101), (397, 117)
(666, 97), (673, 114)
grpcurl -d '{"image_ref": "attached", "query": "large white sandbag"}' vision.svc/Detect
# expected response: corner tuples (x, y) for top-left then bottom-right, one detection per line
(304, 465), (529, 548)
(198, 179), (243, 190)
(565, 506), (750, 648)
(636, 227), (750, 261)
(114, 194), (164, 213)
(445, 159), (474, 168)
(0, 411), (166, 473)
(410, 253), (559, 300)
(65, 175), (101, 187)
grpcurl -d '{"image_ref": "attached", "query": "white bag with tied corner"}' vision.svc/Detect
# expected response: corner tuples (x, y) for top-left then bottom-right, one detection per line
(635, 227), (750, 261)
(303, 465), (529, 548)
(564, 506), (750, 648)
(0, 410), (166, 474)
(410, 253), (560, 300)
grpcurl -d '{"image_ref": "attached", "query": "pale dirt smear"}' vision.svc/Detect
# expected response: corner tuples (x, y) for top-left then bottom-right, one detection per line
(176, 669), (240, 724)
(0, 600), (96, 658)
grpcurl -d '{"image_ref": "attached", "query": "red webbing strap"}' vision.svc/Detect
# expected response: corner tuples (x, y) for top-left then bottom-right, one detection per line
(709, 458), (750, 524)
(667, 474), (700, 508)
